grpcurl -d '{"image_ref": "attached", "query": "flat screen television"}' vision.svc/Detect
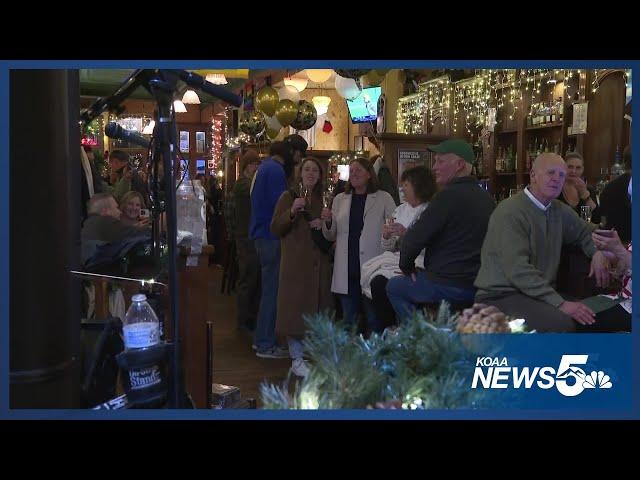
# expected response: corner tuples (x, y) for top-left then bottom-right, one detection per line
(346, 86), (381, 123)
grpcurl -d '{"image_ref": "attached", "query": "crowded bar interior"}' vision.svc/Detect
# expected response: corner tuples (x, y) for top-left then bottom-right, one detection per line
(9, 67), (633, 410)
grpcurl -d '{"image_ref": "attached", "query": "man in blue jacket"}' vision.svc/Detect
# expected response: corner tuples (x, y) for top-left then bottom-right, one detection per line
(250, 136), (307, 358)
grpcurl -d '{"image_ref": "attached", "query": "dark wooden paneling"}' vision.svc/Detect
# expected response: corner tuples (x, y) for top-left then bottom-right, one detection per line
(582, 71), (627, 184)
(378, 133), (449, 184)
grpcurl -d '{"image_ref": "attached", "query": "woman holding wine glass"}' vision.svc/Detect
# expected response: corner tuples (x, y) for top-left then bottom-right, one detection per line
(362, 166), (437, 332)
(321, 157), (397, 333)
(270, 157), (333, 378)
(558, 152), (598, 217)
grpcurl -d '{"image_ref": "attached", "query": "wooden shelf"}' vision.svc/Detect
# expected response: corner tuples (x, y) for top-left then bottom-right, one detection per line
(498, 129), (518, 134)
(525, 122), (563, 131)
(496, 172), (517, 176)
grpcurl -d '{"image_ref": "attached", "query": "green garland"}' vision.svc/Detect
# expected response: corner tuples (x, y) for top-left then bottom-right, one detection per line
(260, 304), (490, 410)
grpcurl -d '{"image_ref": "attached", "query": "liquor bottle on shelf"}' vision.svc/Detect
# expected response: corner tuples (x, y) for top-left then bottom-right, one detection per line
(611, 145), (625, 178)
(556, 97), (563, 122)
(532, 104), (540, 125)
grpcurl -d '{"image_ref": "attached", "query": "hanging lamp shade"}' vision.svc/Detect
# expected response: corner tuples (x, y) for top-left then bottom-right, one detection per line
(205, 73), (228, 85)
(182, 89), (201, 104)
(312, 95), (331, 116)
(173, 100), (187, 113)
(284, 75), (308, 92)
(306, 69), (333, 84)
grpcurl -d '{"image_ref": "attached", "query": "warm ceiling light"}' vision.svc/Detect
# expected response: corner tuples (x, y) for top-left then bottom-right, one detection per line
(182, 89), (200, 104)
(312, 95), (331, 116)
(142, 120), (155, 135)
(206, 73), (228, 85)
(174, 100), (187, 113)
(284, 75), (308, 92)
(306, 69), (333, 84)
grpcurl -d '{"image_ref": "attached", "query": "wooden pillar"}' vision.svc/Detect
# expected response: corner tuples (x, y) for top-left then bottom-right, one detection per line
(10, 70), (81, 408)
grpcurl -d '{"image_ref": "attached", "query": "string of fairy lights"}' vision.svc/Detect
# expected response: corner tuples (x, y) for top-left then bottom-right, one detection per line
(397, 68), (593, 135)
(211, 116), (223, 177)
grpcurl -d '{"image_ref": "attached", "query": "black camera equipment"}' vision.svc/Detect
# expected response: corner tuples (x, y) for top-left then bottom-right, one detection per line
(80, 69), (241, 408)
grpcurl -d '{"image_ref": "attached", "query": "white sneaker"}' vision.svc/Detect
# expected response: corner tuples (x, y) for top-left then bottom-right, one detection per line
(256, 345), (289, 359)
(291, 358), (310, 378)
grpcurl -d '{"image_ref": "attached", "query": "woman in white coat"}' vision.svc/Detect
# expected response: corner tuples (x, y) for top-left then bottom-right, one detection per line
(321, 157), (397, 331)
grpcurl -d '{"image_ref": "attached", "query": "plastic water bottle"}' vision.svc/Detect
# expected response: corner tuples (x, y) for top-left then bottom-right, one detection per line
(122, 294), (160, 351)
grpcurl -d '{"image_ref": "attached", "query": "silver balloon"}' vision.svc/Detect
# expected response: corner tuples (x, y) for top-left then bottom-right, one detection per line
(239, 110), (266, 137)
(290, 100), (317, 130)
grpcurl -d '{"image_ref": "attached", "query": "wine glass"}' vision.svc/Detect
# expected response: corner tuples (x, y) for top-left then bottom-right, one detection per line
(326, 179), (335, 196)
(299, 182), (310, 204)
(322, 191), (332, 208)
(580, 205), (592, 223)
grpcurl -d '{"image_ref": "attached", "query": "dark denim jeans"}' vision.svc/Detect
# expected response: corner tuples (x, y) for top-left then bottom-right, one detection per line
(253, 237), (281, 352)
(338, 277), (379, 332)
(386, 271), (475, 322)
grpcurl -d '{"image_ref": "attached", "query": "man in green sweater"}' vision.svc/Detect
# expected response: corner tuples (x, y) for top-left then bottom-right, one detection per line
(474, 153), (612, 332)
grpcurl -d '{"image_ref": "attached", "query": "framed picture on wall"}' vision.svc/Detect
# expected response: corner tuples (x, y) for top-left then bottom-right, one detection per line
(354, 135), (364, 151)
(179, 131), (190, 153)
(196, 131), (206, 153)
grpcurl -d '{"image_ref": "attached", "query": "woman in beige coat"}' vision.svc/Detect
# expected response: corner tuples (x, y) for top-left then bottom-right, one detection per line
(271, 157), (333, 377)
(321, 157), (396, 332)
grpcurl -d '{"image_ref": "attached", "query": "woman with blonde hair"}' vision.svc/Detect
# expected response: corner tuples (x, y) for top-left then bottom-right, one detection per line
(271, 157), (333, 377)
(119, 190), (149, 227)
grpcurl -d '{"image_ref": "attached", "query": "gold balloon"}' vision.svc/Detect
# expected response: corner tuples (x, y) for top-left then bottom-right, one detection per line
(275, 99), (298, 127)
(266, 127), (281, 140)
(239, 110), (266, 137)
(255, 86), (279, 117)
(290, 100), (317, 130)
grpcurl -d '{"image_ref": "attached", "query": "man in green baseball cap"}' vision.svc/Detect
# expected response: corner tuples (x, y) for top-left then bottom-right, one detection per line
(428, 139), (475, 186)
(386, 137), (495, 320)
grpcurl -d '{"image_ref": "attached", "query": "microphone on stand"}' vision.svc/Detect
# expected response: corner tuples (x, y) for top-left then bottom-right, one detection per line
(105, 122), (151, 149)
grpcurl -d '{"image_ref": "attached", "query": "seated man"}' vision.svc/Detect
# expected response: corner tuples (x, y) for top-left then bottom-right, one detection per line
(81, 193), (150, 266)
(592, 145), (632, 243)
(386, 139), (496, 320)
(474, 153), (611, 333)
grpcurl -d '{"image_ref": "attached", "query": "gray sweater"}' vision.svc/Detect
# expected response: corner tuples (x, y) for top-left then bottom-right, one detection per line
(474, 191), (597, 306)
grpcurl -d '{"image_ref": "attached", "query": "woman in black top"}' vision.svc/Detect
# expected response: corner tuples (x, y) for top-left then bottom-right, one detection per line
(558, 152), (598, 215)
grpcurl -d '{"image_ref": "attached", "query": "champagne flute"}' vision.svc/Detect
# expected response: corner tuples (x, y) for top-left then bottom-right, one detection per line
(322, 191), (332, 208)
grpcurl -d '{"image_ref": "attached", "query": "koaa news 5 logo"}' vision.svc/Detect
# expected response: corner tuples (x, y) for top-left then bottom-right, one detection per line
(472, 354), (613, 397)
